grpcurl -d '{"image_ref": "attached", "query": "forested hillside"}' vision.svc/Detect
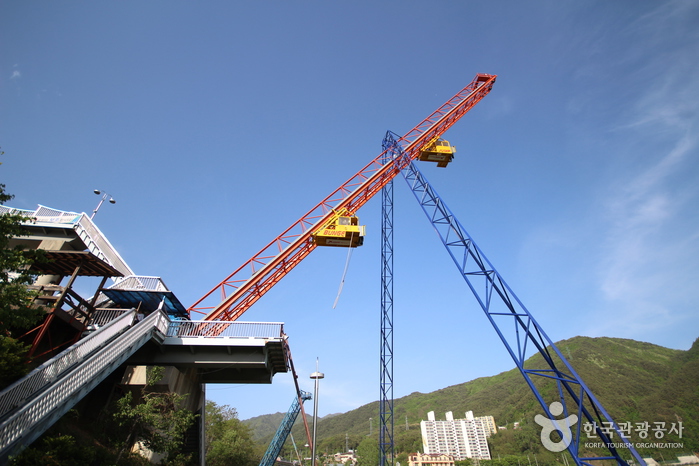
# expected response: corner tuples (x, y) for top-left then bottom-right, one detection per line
(244, 335), (699, 464)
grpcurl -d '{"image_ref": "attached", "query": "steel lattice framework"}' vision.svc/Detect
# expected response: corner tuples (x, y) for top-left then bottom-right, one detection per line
(379, 133), (397, 466)
(181, 73), (649, 466)
(189, 74), (497, 321)
(384, 131), (645, 466)
(259, 391), (312, 466)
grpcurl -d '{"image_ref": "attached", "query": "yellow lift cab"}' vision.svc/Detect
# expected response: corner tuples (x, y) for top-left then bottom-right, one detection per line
(418, 137), (456, 168)
(312, 209), (365, 248)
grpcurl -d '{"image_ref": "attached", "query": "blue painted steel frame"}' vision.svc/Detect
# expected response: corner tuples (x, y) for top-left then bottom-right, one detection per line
(384, 132), (645, 466)
(379, 133), (396, 466)
(259, 391), (312, 466)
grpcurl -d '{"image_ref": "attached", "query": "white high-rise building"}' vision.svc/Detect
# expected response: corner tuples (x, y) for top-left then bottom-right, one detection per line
(477, 415), (497, 437)
(420, 411), (492, 460)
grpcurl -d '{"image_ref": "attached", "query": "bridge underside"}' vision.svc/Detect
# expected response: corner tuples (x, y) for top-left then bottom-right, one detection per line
(126, 336), (288, 384)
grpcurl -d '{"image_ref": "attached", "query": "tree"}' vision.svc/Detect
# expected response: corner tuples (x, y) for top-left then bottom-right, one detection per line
(0, 183), (46, 335)
(0, 182), (47, 389)
(0, 335), (34, 388)
(9, 434), (100, 466)
(205, 401), (238, 451)
(356, 436), (380, 466)
(394, 428), (423, 456)
(114, 366), (198, 465)
(396, 452), (410, 466)
(205, 401), (260, 466)
(455, 460), (473, 466)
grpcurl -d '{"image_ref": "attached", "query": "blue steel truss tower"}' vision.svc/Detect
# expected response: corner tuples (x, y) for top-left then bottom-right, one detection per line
(382, 131), (645, 466)
(378, 132), (397, 466)
(259, 391), (312, 466)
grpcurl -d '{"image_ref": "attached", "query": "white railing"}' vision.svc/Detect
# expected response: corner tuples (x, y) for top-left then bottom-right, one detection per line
(0, 205), (134, 278)
(110, 275), (170, 292)
(74, 213), (134, 277)
(90, 308), (132, 327)
(92, 276), (173, 309)
(0, 310), (169, 458)
(33, 205), (82, 224)
(166, 321), (284, 339)
(0, 206), (35, 217)
(0, 310), (135, 420)
(0, 310), (285, 460)
(0, 205), (81, 224)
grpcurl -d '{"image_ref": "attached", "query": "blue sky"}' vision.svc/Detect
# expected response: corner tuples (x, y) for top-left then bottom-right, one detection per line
(2, 1), (698, 422)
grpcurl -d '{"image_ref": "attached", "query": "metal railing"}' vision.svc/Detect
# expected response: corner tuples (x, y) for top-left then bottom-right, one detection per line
(109, 275), (170, 291)
(0, 206), (36, 217)
(33, 205), (82, 224)
(0, 310), (135, 421)
(90, 308), (132, 327)
(74, 213), (134, 277)
(92, 275), (174, 310)
(0, 205), (81, 224)
(0, 306), (285, 461)
(166, 320), (284, 339)
(0, 310), (169, 461)
(0, 204), (134, 278)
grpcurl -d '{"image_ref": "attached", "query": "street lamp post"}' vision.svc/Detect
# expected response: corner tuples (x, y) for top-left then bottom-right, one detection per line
(310, 360), (324, 466)
(91, 189), (116, 219)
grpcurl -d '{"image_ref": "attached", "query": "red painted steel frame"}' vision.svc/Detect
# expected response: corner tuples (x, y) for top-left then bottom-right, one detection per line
(190, 74), (497, 322)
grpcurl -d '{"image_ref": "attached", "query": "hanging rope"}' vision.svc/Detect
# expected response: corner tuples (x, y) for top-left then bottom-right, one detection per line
(332, 232), (355, 309)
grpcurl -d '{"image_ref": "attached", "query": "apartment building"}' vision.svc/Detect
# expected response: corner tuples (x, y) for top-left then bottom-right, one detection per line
(420, 411), (492, 460)
(478, 415), (497, 437)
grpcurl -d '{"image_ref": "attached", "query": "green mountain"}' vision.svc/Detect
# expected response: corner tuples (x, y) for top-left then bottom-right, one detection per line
(244, 335), (699, 462)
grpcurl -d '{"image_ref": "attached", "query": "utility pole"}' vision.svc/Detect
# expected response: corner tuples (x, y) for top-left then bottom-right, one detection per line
(310, 360), (324, 466)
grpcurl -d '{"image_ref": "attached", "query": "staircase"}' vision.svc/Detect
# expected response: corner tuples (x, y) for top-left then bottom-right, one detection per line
(0, 309), (169, 463)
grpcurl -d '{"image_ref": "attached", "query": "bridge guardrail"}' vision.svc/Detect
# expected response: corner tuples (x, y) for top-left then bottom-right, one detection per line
(166, 320), (284, 339)
(0, 310), (168, 460)
(0, 310), (135, 421)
